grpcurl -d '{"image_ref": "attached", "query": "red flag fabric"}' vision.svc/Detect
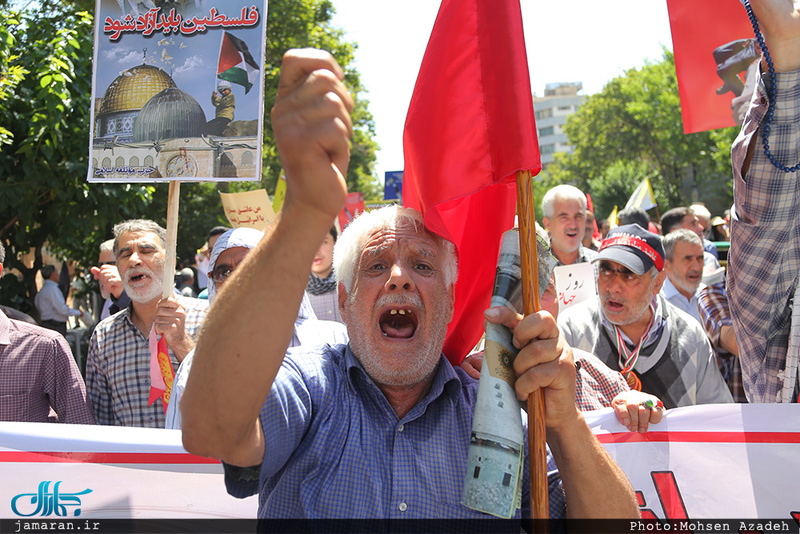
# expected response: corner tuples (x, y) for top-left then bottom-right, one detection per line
(667, 0), (754, 133)
(403, 0), (540, 365)
(586, 193), (600, 240)
(148, 334), (174, 414)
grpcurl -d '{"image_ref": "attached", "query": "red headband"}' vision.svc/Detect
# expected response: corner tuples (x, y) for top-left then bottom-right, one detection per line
(599, 235), (664, 271)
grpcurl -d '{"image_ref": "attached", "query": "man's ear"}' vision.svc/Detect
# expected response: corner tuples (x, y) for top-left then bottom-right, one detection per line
(445, 283), (456, 324)
(653, 270), (667, 294)
(337, 281), (349, 320)
(542, 216), (551, 232)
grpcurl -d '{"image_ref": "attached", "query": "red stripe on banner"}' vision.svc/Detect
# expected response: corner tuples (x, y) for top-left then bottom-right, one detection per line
(0, 451), (219, 464)
(595, 431), (800, 444)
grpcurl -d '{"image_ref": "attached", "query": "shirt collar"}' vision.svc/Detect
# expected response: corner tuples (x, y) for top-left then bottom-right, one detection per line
(662, 276), (701, 303)
(0, 308), (11, 345)
(661, 276), (683, 301)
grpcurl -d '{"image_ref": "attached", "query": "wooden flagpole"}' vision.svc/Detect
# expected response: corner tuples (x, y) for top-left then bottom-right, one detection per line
(161, 181), (180, 300)
(515, 169), (548, 526)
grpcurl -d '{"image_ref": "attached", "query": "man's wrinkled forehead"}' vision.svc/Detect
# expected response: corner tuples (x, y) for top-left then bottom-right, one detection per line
(360, 220), (441, 258)
(118, 230), (164, 251)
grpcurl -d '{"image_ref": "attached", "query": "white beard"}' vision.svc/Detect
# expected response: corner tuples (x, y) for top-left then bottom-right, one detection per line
(123, 261), (165, 304)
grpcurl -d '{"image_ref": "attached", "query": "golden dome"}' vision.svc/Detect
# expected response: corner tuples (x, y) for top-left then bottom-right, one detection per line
(98, 64), (176, 115)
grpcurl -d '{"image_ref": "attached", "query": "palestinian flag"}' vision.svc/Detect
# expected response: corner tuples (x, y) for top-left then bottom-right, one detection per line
(217, 31), (260, 94)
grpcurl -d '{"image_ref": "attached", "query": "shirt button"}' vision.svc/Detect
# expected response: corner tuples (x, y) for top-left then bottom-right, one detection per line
(398, 502), (407, 512)
(397, 424), (404, 432)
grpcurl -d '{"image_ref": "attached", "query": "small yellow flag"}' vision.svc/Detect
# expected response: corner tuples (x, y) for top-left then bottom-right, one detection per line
(272, 175), (287, 213)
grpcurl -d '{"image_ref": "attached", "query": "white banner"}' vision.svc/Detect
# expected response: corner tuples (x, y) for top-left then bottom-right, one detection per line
(586, 403), (800, 523)
(1, 405), (800, 525)
(0, 423), (255, 519)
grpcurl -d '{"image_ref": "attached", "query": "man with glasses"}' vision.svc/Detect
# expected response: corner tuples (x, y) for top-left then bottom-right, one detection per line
(557, 224), (732, 408)
(165, 227), (347, 430)
(91, 239), (131, 321)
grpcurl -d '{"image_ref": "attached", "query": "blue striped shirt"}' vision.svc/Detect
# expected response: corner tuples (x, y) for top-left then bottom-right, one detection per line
(227, 343), (565, 520)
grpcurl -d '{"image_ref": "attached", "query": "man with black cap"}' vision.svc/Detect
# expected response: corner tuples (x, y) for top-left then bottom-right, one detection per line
(557, 224), (732, 409)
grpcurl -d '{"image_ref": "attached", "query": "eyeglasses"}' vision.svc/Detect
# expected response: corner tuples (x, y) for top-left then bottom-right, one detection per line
(208, 267), (235, 283)
(597, 265), (640, 283)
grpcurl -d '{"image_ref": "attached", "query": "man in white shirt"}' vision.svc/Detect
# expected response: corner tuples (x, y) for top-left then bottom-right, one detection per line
(660, 229), (705, 323)
(34, 264), (82, 336)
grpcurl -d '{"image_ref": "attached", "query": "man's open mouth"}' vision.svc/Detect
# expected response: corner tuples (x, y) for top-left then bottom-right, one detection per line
(129, 272), (149, 283)
(379, 308), (418, 339)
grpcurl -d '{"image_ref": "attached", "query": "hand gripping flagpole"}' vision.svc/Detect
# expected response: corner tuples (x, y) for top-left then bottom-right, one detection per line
(516, 169), (548, 527)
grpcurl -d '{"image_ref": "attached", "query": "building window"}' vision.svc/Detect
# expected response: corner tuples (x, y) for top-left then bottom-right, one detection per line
(540, 144), (555, 155)
(535, 108), (553, 120)
(538, 126), (554, 137)
(558, 106), (572, 111)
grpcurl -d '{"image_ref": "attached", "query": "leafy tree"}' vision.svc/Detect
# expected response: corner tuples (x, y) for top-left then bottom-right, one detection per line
(0, 6), (158, 316)
(550, 49), (738, 219)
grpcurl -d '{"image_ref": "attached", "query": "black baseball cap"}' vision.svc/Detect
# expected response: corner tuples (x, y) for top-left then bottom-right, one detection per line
(594, 224), (665, 275)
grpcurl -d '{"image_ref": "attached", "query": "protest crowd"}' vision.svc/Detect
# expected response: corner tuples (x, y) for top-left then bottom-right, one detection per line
(2, 0), (800, 527)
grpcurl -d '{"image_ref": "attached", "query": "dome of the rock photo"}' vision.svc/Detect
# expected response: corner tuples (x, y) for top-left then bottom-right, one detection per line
(133, 87), (207, 142)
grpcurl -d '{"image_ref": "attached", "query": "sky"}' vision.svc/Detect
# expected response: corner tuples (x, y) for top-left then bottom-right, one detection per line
(330, 0), (676, 185)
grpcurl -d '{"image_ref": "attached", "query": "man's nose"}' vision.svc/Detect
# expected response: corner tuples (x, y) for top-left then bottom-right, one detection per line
(386, 263), (415, 291)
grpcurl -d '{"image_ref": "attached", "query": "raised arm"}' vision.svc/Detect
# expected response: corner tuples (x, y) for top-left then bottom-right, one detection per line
(181, 49), (353, 466)
(749, 0), (800, 73)
(728, 0), (800, 402)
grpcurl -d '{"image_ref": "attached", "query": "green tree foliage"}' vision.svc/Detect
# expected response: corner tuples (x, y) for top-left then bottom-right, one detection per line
(548, 49), (738, 220)
(258, 0), (380, 198)
(0, 6), (158, 315)
(0, 0), (380, 312)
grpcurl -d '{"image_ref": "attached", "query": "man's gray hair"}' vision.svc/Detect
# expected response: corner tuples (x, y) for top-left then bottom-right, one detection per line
(333, 205), (458, 293)
(41, 264), (57, 280)
(99, 238), (115, 255)
(112, 219), (167, 256)
(541, 184), (586, 219)
(690, 203), (711, 223)
(662, 228), (702, 261)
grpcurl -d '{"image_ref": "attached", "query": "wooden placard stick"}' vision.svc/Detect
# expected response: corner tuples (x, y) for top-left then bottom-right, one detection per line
(515, 169), (548, 526)
(161, 181), (180, 300)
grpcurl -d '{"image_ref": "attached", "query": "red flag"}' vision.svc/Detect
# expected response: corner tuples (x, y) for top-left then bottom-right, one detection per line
(148, 333), (174, 414)
(586, 193), (600, 240)
(403, 0), (540, 365)
(667, 0), (754, 133)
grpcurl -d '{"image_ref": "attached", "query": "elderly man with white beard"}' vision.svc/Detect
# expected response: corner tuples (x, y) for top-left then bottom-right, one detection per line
(181, 49), (639, 522)
(86, 219), (208, 427)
